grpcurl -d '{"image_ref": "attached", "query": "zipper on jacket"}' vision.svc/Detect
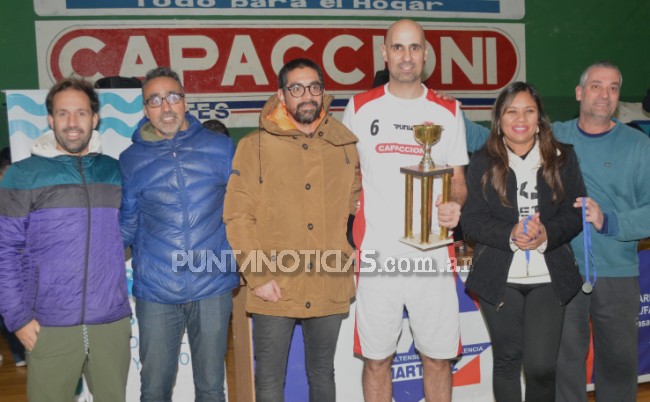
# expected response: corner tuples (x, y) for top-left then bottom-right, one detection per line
(77, 157), (92, 324)
(172, 145), (193, 300)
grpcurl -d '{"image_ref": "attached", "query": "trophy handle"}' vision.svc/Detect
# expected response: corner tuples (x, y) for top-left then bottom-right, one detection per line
(421, 175), (432, 244)
(405, 174), (413, 239)
(440, 172), (452, 239)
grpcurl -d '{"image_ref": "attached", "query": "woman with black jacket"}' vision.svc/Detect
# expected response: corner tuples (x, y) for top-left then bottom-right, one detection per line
(461, 82), (586, 402)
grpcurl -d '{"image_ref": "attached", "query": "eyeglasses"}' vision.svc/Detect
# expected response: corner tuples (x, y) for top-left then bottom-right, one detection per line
(144, 92), (185, 108)
(283, 83), (324, 98)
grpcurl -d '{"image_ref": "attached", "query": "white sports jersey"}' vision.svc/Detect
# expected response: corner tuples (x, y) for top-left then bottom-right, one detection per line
(343, 84), (469, 262)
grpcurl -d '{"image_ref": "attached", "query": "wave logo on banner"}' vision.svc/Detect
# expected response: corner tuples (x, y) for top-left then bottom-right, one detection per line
(5, 89), (144, 161)
(6, 90), (141, 138)
(96, 91), (144, 139)
(6, 93), (49, 140)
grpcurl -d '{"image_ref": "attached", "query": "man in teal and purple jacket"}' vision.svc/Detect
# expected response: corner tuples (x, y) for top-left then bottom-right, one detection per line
(0, 78), (132, 402)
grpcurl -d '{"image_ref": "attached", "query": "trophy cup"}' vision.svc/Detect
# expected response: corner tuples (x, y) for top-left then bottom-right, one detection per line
(399, 123), (454, 250)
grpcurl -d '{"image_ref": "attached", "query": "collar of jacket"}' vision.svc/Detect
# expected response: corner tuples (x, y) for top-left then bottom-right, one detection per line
(31, 130), (103, 158)
(259, 94), (357, 146)
(132, 112), (201, 146)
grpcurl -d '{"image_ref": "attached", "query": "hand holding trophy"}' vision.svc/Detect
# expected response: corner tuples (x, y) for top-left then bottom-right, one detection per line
(400, 122), (454, 250)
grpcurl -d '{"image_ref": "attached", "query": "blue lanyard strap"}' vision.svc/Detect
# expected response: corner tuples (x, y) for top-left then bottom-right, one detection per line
(582, 198), (597, 292)
(523, 215), (532, 265)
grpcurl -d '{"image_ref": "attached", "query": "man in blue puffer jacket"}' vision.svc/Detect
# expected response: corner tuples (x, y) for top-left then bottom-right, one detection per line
(0, 78), (132, 401)
(119, 66), (239, 402)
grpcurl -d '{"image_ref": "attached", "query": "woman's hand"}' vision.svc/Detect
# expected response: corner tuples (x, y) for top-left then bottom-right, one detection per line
(511, 213), (547, 250)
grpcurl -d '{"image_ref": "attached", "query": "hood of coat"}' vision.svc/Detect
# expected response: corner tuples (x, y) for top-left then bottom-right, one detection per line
(259, 94), (358, 146)
(31, 130), (102, 158)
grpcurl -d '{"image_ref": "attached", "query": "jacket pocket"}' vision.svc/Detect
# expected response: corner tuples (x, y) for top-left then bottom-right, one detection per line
(30, 326), (48, 357)
(323, 270), (355, 303)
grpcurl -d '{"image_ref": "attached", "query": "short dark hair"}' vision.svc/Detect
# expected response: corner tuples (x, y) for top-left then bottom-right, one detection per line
(202, 119), (230, 137)
(94, 76), (142, 89)
(45, 77), (100, 116)
(277, 58), (324, 89)
(143, 67), (184, 91)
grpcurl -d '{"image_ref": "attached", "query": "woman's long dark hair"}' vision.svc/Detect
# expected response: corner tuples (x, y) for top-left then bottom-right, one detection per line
(481, 82), (567, 206)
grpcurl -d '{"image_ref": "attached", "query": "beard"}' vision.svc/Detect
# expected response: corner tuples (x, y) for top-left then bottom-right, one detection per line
(291, 100), (323, 125)
(54, 126), (92, 155)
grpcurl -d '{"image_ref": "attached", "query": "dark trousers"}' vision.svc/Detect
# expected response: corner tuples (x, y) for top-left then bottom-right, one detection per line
(252, 313), (344, 402)
(480, 283), (565, 402)
(556, 277), (640, 402)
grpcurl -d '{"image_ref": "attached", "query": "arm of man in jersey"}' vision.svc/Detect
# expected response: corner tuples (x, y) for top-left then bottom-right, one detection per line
(348, 154), (362, 248)
(437, 102), (469, 229)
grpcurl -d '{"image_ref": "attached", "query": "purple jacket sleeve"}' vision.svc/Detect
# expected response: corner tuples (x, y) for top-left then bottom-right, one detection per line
(0, 170), (35, 332)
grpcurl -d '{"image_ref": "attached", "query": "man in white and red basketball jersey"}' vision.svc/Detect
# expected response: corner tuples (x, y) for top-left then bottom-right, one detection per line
(342, 19), (468, 402)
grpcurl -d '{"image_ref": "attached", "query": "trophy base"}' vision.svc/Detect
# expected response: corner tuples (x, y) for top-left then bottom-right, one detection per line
(399, 235), (454, 251)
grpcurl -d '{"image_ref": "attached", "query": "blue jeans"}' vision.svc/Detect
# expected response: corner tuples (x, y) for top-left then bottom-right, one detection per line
(136, 292), (232, 402)
(252, 313), (344, 402)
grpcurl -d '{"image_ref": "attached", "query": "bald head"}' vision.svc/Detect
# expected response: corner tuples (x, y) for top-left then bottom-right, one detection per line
(385, 19), (426, 48)
(382, 19), (428, 98)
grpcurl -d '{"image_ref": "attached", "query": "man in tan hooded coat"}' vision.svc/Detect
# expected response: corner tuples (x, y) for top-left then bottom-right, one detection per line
(224, 58), (361, 402)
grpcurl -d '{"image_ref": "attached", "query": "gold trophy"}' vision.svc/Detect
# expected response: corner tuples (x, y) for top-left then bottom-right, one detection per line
(399, 123), (454, 250)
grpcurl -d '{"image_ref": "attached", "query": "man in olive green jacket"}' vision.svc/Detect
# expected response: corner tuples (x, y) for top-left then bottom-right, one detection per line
(224, 58), (360, 402)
